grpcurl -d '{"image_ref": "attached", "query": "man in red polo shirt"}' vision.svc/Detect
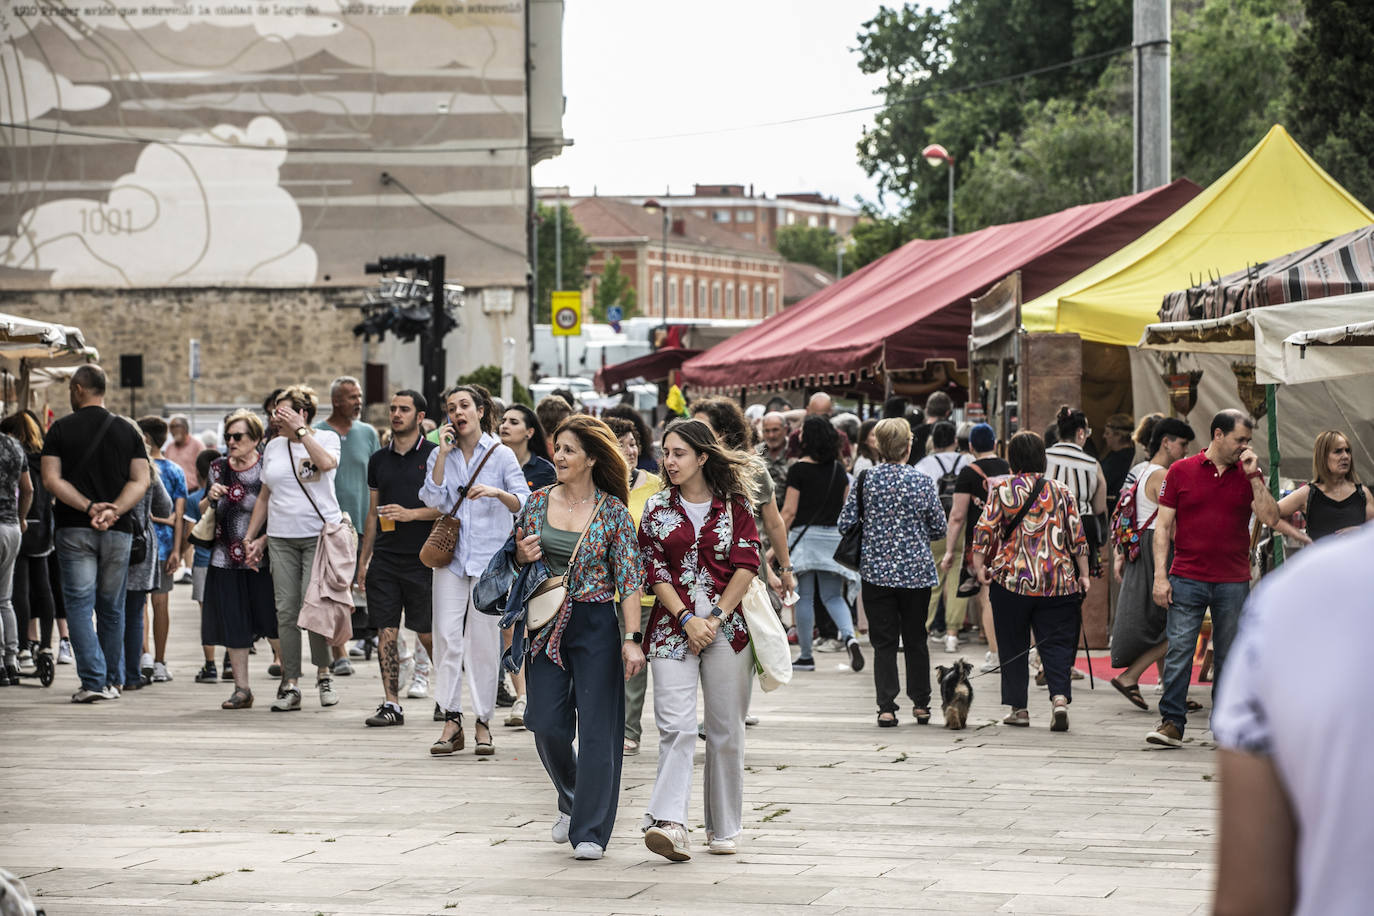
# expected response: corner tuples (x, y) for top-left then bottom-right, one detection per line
(1145, 410), (1279, 748)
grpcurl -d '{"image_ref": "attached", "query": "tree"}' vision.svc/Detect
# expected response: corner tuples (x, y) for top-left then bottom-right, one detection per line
(591, 253), (637, 322)
(845, 210), (921, 271)
(776, 225), (841, 272)
(1288, 0), (1374, 206)
(535, 203), (593, 323)
(453, 364), (532, 407)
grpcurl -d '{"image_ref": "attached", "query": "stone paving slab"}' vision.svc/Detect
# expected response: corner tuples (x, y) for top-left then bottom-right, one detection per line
(0, 586), (1222, 914)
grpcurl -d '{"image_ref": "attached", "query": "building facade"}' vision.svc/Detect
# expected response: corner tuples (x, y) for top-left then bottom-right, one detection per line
(1, 4), (566, 415)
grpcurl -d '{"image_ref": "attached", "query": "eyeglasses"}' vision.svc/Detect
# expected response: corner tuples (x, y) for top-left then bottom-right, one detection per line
(225, 432), (253, 443)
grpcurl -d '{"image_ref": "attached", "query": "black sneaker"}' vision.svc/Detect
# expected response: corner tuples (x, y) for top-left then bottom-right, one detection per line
(792, 656), (815, 671)
(846, 638), (866, 673)
(495, 679), (516, 708)
(365, 703), (404, 727)
(195, 663), (218, 684)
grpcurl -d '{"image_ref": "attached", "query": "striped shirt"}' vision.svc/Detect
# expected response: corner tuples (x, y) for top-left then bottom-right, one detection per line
(1045, 441), (1101, 514)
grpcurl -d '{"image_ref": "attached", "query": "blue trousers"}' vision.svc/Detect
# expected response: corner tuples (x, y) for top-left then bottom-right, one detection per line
(55, 528), (131, 692)
(1159, 576), (1247, 735)
(526, 600), (626, 849)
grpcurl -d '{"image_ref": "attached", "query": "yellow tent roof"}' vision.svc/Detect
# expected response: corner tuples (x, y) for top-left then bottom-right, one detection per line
(1021, 125), (1374, 346)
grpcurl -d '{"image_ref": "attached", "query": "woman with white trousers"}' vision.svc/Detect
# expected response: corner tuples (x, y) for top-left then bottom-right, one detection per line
(420, 384), (529, 757)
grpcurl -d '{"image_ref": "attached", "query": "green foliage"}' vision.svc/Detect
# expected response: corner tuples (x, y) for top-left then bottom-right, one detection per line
(453, 365), (532, 407)
(591, 253), (638, 322)
(776, 225), (842, 272)
(1288, 0), (1374, 207)
(845, 210), (921, 271)
(535, 203), (593, 323)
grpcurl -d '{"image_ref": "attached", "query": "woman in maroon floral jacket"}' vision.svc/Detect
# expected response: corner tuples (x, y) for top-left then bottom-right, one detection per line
(637, 419), (761, 862)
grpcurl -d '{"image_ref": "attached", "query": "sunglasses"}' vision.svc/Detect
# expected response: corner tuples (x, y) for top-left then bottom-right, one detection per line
(225, 432), (253, 443)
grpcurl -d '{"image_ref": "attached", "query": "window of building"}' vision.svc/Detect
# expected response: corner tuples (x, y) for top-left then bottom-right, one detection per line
(828, 215), (836, 230)
(669, 277), (678, 314)
(807, 215), (819, 227)
(736, 209), (755, 223)
(700, 280), (708, 317)
(712, 209), (732, 223)
(711, 282), (721, 317)
(652, 276), (662, 311)
(767, 286), (776, 315)
(691, 209), (708, 219)
(753, 284), (762, 318)
(725, 282), (735, 318)
(786, 212), (796, 225)
(741, 231), (754, 240)
(684, 279), (694, 314)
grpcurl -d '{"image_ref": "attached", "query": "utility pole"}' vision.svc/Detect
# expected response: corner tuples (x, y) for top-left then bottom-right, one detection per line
(428, 255), (447, 410)
(1133, 0), (1171, 192)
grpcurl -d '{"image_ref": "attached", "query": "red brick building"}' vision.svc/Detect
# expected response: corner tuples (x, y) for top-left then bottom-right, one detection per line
(569, 198), (787, 320)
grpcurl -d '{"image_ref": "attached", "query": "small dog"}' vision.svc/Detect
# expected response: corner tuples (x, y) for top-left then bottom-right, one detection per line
(935, 659), (975, 730)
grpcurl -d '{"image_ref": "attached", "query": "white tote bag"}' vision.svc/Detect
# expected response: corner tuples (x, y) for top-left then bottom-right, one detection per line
(740, 577), (793, 692)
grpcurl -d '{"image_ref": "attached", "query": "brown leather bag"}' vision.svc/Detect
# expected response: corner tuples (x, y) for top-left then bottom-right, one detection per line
(420, 446), (497, 569)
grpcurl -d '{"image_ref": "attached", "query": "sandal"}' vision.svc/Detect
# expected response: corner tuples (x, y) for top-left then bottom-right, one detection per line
(474, 718), (495, 756)
(430, 710), (465, 756)
(1110, 677), (1149, 710)
(877, 712), (898, 728)
(623, 738), (640, 756)
(1186, 699), (1204, 712)
(912, 707), (931, 725)
(221, 687), (253, 709)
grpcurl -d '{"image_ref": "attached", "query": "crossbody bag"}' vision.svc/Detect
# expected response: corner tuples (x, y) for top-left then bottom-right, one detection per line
(419, 446), (497, 569)
(526, 487), (603, 631)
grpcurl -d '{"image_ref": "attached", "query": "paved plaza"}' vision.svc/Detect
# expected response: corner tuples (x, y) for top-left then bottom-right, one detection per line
(1, 586), (1222, 915)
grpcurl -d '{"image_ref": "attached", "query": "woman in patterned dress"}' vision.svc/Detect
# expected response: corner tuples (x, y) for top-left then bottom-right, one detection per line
(512, 415), (645, 861)
(969, 431), (1090, 732)
(201, 409), (279, 709)
(638, 419), (761, 862)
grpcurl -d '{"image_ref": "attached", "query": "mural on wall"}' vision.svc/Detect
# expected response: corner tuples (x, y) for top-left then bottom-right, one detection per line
(0, 1), (529, 290)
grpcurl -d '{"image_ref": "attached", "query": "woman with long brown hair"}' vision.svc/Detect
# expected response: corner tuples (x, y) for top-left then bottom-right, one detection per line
(638, 418), (761, 861)
(512, 414), (645, 860)
(1275, 429), (1374, 543)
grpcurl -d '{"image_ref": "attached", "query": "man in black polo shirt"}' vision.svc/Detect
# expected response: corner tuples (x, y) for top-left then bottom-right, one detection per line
(357, 390), (441, 726)
(40, 365), (150, 702)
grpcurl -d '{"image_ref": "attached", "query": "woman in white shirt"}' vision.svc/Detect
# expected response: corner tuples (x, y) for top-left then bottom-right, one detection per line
(420, 384), (529, 758)
(244, 386), (343, 712)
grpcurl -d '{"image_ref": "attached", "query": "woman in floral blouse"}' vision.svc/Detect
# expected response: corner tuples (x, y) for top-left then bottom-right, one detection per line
(837, 418), (946, 727)
(512, 415), (645, 861)
(201, 409), (279, 709)
(969, 431), (1089, 732)
(638, 419), (761, 862)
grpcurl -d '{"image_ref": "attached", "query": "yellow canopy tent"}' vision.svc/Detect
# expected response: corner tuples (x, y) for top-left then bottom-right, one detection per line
(1022, 125), (1374, 343)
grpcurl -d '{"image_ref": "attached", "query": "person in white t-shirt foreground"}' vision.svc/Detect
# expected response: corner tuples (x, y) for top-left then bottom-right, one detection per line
(244, 386), (344, 712)
(1211, 521), (1374, 916)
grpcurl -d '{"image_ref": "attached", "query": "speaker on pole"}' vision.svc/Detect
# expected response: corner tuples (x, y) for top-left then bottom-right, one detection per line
(120, 354), (144, 389)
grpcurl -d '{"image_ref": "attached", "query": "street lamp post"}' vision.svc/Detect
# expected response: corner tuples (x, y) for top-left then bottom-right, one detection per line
(643, 199), (670, 324)
(922, 143), (956, 237)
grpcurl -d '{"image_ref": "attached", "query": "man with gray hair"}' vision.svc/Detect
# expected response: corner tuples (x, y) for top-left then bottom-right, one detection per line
(316, 375), (381, 672)
(756, 411), (793, 504)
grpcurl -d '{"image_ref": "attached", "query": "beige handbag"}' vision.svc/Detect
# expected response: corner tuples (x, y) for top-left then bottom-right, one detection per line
(420, 447), (497, 569)
(526, 492), (602, 632)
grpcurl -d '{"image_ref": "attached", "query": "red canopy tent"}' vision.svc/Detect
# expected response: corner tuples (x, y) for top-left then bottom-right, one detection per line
(681, 179), (1201, 394)
(594, 348), (702, 392)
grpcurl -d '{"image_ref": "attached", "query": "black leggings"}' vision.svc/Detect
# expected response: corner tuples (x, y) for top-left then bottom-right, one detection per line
(14, 554), (55, 649)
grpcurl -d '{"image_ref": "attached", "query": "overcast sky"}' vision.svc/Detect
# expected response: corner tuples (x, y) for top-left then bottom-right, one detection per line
(531, 0), (923, 210)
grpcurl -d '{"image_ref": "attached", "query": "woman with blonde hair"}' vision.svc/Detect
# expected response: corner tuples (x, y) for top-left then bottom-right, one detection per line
(638, 418), (761, 860)
(202, 409), (279, 709)
(244, 385), (344, 712)
(1275, 430), (1374, 543)
(839, 418), (945, 726)
(512, 414), (644, 860)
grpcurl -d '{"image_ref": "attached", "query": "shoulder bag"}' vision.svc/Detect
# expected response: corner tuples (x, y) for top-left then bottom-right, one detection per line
(420, 445), (497, 569)
(832, 469), (867, 571)
(526, 488), (603, 632)
(729, 499), (793, 691)
(187, 459), (223, 549)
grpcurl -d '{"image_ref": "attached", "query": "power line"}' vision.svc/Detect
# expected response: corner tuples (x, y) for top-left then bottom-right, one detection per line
(379, 171), (527, 259)
(0, 121), (528, 154)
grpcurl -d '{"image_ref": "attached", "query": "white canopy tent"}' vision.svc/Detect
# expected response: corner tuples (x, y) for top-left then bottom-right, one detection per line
(0, 314), (98, 414)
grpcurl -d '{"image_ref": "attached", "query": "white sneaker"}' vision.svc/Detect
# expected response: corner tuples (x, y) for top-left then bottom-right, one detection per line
(140, 652), (154, 678)
(71, 687), (106, 703)
(744, 714), (760, 727)
(707, 835), (738, 855)
(573, 842), (603, 860)
(175, 567), (193, 584)
(981, 651), (999, 672)
(57, 639), (74, 664)
(944, 634), (958, 654)
(551, 813), (571, 844)
(152, 661), (171, 682)
(102, 685), (121, 699)
(504, 695), (527, 728)
(407, 671), (430, 699)
(644, 822), (691, 862)
(815, 638), (844, 653)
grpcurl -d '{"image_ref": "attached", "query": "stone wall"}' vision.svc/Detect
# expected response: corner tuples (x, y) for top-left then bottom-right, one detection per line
(1, 286), (368, 418)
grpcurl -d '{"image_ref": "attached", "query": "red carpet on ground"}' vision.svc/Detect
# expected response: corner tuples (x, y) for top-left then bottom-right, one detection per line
(1074, 652), (1207, 686)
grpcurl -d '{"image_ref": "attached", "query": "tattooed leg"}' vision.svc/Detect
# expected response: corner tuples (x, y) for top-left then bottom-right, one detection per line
(379, 628), (400, 704)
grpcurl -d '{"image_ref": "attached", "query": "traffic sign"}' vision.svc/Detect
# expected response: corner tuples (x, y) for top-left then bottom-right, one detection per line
(606, 306), (623, 323)
(551, 291), (581, 336)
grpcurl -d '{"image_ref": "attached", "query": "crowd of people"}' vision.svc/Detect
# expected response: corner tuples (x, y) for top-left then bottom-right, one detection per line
(10, 360), (1372, 866)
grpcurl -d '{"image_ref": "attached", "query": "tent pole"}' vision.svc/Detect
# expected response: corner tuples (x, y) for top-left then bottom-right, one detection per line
(1266, 383), (1283, 568)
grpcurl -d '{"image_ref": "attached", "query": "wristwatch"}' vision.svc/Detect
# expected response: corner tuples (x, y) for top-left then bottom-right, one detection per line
(624, 631), (643, 644)
(295, 426), (310, 439)
(709, 604), (724, 619)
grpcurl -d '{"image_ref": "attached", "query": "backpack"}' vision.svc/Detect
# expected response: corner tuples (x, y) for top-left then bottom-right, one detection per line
(1110, 472), (1158, 562)
(932, 453), (964, 517)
